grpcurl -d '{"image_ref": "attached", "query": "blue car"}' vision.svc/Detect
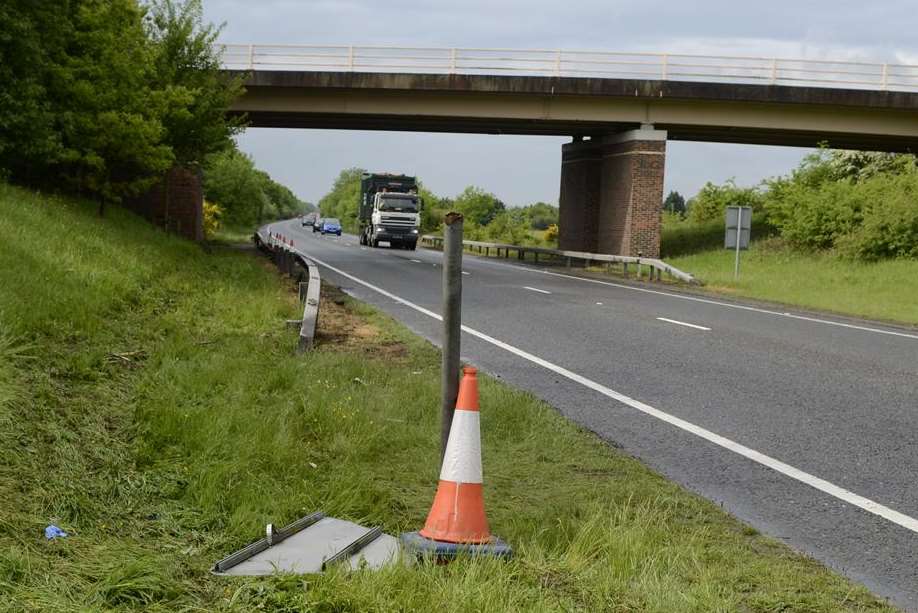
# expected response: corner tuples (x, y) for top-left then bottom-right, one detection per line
(320, 218), (342, 236)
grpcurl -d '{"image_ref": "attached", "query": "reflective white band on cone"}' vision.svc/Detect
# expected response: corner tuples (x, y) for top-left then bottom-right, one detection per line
(439, 410), (482, 484)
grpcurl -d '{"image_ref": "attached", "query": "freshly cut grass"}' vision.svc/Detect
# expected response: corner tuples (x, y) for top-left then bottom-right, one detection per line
(0, 182), (895, 611)
(669, 240), (918, 325)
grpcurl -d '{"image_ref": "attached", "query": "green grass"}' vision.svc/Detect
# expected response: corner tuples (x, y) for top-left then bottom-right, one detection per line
(669, 239), (918, 325)
(0, 182), (896, 611)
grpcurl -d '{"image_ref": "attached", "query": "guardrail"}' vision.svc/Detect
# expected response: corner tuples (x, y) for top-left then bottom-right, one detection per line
(419, 235), (696, 284)
(219, 44), (918, 92)
(297, 257), (320, 353)
(254, 228), (321, 351)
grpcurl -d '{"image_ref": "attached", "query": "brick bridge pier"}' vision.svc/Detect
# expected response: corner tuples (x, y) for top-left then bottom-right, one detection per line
(558, 126), (666, 258)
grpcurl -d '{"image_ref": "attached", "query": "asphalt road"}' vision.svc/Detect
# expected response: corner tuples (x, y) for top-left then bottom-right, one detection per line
(269, 220), (918, 609)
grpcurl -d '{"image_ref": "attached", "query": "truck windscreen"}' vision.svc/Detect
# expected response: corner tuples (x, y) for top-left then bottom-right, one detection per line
(380, 196), (418, 212)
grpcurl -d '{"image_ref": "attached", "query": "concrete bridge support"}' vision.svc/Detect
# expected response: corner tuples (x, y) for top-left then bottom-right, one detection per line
(558, 127), (666, 257)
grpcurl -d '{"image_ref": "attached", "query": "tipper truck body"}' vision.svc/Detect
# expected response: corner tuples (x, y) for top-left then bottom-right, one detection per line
(358, 173), (421, 250)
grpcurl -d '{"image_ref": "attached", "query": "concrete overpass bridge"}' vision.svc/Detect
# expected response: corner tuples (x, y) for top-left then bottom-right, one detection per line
(223, 45), (918, 257)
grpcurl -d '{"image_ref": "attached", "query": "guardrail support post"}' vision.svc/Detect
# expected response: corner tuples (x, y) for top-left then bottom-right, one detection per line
(441, 212), (464, 461)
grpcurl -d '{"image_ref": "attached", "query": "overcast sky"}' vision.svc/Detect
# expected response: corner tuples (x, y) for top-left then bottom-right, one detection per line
(203, 0), (917, 206)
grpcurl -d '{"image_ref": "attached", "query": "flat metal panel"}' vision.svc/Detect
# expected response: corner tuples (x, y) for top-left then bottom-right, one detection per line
(216, 517), (398, 576)
(724, 228), (751, 249)
(725, 206), (752, 249)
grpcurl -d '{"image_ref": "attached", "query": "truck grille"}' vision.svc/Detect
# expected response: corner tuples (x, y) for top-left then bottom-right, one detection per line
(379, 216), (415, 228)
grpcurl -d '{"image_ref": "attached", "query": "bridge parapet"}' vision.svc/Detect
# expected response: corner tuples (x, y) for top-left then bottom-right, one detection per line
(219, 44), (918, 93)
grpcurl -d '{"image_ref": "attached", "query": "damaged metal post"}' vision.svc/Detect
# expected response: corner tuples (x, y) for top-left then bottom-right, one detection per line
(441, 212), (464, 460)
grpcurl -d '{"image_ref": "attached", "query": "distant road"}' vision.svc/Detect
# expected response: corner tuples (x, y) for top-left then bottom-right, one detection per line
(271, 220), (918, 610)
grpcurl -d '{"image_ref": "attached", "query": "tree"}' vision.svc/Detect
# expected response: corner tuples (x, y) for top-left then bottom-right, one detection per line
(663, 190), (686, 215)
(0, 1), (67, 182)
(453, 186), (504, 226)
(203, 149), (266, 225)
(316, 168), (365, 231)
(50, 0), (174, 213)
(144, 0), (245, 167)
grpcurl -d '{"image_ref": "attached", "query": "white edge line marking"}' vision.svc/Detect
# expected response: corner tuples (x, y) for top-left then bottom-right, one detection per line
(446, 248), (918, 341)
(523, 286), (552, 294)
(657, 317), (711, 331)
(300, 249), (918, 535)
(461, 271), (471, 276)
(410, 259), (422, 263)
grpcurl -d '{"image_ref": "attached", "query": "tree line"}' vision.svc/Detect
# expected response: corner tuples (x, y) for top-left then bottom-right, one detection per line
(0, 0), (306, 227)
(316, 168), (560, 245)
(662, 149), (918, 261)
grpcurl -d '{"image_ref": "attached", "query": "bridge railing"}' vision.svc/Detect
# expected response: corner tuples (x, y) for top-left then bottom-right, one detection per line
(419, 235), (697, 284)
(219, 44), (918, 92)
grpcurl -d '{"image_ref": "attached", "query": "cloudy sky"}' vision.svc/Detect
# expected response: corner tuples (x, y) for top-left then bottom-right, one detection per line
(203, 0), (916, 206)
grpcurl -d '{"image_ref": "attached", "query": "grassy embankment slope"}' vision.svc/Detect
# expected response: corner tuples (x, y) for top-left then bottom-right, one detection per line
(0, 183), (894, 611)
(662, 220), (918, 326)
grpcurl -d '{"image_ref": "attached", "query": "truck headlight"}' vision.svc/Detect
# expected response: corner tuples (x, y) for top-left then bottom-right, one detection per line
(411, 229), (418, 234)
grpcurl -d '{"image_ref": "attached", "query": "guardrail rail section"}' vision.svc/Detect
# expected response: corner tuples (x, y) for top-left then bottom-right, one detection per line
(254, 228), (321, 352)
(419, 235), (696, 284)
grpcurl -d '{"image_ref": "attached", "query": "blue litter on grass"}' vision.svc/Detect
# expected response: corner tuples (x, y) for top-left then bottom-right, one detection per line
(45, 525), (68, 540)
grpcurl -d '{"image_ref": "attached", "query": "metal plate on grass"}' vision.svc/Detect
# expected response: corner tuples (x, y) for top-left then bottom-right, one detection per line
(215, 517), (399, 576)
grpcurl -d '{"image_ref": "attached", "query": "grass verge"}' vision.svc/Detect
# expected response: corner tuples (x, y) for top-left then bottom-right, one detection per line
(668, 240), (918, 326)
(0, 183), (895, 611)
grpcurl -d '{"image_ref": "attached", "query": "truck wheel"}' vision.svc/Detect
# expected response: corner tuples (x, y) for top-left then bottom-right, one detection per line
(371, 236), (378, 248)
(408, 241), (417, 251)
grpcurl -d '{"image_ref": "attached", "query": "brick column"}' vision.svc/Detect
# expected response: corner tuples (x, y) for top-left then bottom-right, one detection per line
(126, 166), (204, 241)
(558, 138), (601, 252)
(557, 128), (666, 257)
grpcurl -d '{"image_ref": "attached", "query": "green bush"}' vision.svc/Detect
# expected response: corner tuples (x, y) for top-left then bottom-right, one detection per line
(835, 175), (918, 260)
(764, 170), (918, 258)
(687, 180), (763, 223)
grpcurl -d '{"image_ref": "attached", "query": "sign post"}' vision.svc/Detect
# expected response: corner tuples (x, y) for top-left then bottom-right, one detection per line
(725, 206), (752, 279)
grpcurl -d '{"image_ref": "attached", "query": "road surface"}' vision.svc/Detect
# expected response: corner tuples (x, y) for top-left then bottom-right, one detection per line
(270, 220), (918, 609)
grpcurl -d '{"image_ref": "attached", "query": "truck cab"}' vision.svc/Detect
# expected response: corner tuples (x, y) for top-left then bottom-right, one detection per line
(359, 173), (422, 250)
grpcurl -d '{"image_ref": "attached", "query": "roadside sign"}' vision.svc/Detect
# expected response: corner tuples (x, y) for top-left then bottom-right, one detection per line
(725, 206), (752, 279)
(724, 206), (752, 249)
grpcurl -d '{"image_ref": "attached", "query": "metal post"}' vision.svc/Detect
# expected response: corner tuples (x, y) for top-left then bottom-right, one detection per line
(248, 44), (255, 70)
(734, 207), (743, 280)
(441, 212), (464, 460)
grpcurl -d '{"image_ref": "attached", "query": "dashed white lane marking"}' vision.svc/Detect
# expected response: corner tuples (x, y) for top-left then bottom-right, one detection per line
(596, 302), (603, 305)
(410, 259), (422, 263)
(462, 271), (471, 276)
(657, 317), (711, 331)
(524, 286), (552, 295)
(298, 249), (918, 536)
(430, 247), (918, 342)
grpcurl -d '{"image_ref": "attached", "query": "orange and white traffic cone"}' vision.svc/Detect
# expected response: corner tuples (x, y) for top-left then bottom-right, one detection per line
(419, 366), (490, 543)
(402, 367), (511, 560)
